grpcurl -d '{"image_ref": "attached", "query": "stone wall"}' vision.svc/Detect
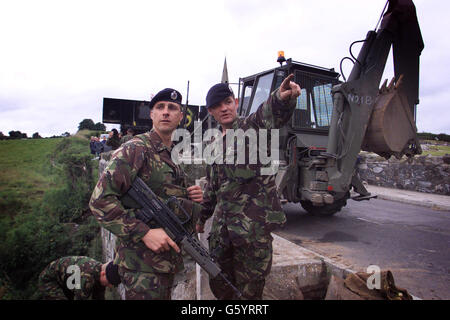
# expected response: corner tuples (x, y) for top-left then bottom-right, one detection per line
(357, 152), (450, 196)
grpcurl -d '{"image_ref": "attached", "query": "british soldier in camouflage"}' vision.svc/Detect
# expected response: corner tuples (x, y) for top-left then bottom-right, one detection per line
(89, 88), (203, 300)
(36, 256), (120, 300)
(197, 75), (300, 299)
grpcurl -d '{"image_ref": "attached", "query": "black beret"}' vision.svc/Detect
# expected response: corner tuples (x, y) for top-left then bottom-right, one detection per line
(149, 88), (182, 109)
(206, 83), (234, 109)
(105, 262), (121, 286)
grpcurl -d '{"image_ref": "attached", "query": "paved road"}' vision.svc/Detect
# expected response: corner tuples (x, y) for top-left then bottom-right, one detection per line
(275, 198), (450, 300)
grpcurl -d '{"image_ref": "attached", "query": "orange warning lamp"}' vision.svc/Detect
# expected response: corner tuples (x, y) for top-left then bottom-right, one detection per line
(277, 51), (286, 66)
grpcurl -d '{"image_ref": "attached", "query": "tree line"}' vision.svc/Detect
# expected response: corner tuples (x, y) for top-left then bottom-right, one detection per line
(417, 132), (450, 143)
(78, 119), (106, 131)
(0, 131), (70, 140)
(0, 118), (106, 141)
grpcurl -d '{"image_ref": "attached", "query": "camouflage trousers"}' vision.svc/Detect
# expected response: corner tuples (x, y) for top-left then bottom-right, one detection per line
(36, 282), (70, 300)
(118, 267), (175, 300)
(208, 224), (273, 300)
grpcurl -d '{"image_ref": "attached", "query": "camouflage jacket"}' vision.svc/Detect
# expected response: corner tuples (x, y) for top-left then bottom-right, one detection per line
(120, 134), (134, 145)
(37, 256), (103, 300)
(200, 89), (297, 246)
(89, 130), (202, 274)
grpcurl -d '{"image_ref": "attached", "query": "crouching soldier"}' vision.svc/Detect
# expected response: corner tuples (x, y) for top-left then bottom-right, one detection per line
(36, 256), (120, 300)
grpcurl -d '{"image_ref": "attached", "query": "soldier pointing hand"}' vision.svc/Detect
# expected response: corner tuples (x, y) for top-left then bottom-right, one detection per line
(198, 75), (300, 299)
(279, 74), (301, 101)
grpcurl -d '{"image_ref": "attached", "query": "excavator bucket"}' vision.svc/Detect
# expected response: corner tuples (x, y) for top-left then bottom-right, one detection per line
(361, 0), (423, 160)
(362, 75), (422, 159)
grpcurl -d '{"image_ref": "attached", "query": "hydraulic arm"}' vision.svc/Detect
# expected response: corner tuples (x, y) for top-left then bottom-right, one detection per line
(326, 0), (424, 195)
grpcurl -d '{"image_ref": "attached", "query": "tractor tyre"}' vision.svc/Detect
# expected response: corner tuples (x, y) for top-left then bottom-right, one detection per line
(300, 195), (348, 217)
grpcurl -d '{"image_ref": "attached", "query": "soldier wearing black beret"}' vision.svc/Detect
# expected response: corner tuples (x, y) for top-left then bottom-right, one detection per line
(90, 87), (204, 300)
(198, 75), (301, 299)
(149, 88), (183, 110)
(205, 83), (235, 109)
(36, 257), (120, 300)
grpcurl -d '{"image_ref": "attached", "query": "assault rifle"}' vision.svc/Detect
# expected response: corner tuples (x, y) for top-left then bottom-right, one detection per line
(127, 176), (242, 298)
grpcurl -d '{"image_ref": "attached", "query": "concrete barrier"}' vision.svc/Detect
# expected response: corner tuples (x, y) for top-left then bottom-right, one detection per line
(179, 213), (354, 300)
(98, 154), (126, 299)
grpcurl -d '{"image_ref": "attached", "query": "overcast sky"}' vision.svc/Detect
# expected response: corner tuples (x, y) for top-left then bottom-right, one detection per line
(0, 0), (448, 137)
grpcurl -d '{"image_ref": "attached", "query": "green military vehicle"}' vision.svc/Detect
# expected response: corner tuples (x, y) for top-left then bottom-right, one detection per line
(237, 0), (424, 216)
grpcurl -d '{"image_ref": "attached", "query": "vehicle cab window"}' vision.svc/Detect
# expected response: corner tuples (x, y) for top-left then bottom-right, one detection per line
(248, 72), (274, 115)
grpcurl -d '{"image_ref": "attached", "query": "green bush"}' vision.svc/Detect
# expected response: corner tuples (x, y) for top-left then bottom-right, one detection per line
(40, 185), (88, 223)
(0, 211), (100, 299)
(0, 211), (69, 298)
(42, 136), (96, 223)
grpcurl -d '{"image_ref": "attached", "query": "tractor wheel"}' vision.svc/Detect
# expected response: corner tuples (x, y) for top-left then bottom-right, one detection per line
(300, 195), (348, 217)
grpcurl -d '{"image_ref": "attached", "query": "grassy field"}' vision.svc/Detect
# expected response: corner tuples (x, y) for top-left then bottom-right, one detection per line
(0, 135), (102, 299)
(0, 138), (63, 217)
(361, 141), (450, 159)
(420, 142), (450, 157)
